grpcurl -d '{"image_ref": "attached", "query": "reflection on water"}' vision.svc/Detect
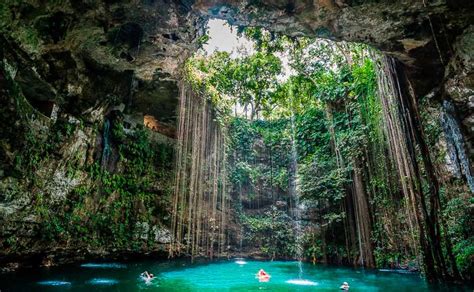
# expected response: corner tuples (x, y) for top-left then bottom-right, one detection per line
(37, 280), (72, 286)
(86, 278), (119, 285)
(378, 269), (417, 274)
(0, 259), (471, 291)
(80, 263), (127, 269)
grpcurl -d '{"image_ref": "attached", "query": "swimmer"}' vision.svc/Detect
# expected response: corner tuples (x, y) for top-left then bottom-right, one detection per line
(141, 271), (155, 281)
(256, 269), (271, 282)
(256, 269), (268, 277)
(340, 281), (350, 290)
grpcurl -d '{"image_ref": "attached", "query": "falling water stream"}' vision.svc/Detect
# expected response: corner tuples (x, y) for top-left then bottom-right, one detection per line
(441, 100), (474, 192)
(287, 86), (314, 286)
(289, 113), (303, 277)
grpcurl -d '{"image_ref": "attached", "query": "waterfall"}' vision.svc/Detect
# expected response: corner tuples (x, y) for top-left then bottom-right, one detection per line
(169, 82), (228, 260)
(288, 83), (304, 277)
(288, 108), (316, 286)
(441, 100), (474, 192)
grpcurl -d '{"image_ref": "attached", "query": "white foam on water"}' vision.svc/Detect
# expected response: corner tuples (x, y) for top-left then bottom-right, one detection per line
(235, 260), (247, 265)
(286, 279), (318, 286)
(87, 278), (119, 285)
(37, 280), (71, 286)
(81, 263), (126, 269)
(140, 275), (157, 285)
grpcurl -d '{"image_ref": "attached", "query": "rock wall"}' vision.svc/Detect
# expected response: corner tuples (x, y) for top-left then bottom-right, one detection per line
(0, 0), (199, 270)
(0, 53), (177, 270)
(444, 25), (474, 163)
(0, 0), (472, 270)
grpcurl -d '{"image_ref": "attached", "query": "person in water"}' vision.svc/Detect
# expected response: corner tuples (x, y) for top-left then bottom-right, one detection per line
(141, 271), (154, 281)
(256, 269), (268, 277)
(256, 269), (271, 282)
(340, 281), (350, 290)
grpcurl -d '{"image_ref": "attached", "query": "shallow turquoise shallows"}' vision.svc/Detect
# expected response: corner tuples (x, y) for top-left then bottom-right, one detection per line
(0, 259), (471, 291)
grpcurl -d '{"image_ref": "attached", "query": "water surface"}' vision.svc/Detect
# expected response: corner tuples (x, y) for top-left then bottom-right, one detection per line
(0, 259), (470, 291)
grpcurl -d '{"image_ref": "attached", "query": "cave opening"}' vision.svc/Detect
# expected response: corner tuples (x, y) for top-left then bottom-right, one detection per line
(168, 17), (470, 283)
(171, 18), (385, 265)
(0, 0), (472, 288)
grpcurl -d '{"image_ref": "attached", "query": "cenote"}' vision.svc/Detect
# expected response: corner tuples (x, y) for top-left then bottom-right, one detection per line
(1, 259), (472, 291)
(1, 0), (473, 290)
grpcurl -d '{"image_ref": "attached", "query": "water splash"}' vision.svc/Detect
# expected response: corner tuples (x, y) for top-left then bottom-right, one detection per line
(441, 100), (474, 192)
(286, 279), (318, 286)
(139, 275), (158, 286)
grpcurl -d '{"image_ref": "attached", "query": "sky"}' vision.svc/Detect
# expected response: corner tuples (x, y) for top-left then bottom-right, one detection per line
(202, 19), (255, 57)
(201, 19), (293, 80)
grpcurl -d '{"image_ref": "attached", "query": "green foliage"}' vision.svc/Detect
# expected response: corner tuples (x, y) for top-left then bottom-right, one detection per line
(12, 25), (41, 54)
(241, 206), (296, 258)
(185, 47), (282, 120)
(227, 117), (291, 199)
(0, 1), (13, 30)
(197, 34), (210, 47)
(443, 189), (474, 276)
(453, 239), (474, 275)
(14, 117), (78, 175)
(294, 108), (329, 158)
(241, 27), (288, 54)
(33, 121), (174, 249)
(300, 152), (348, 206)
(204, 34), (385, 263)
(1, 56), (173, 253)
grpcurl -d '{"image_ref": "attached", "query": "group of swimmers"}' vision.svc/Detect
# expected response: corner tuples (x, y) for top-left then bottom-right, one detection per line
(141, 269), (349, 289)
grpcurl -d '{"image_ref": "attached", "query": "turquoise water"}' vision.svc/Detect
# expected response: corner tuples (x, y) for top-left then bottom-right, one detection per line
(0, 259), (471, 291)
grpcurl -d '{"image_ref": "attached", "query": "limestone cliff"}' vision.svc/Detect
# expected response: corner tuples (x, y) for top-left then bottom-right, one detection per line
(0, 0), (472, 270)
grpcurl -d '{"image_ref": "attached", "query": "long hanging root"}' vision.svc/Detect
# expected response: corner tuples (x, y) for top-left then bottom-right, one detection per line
(170, 83), (228, 259)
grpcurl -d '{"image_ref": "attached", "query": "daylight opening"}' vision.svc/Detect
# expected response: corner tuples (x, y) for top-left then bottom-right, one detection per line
(171, 19), (387, 270)
(168, 18), (470, 284)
